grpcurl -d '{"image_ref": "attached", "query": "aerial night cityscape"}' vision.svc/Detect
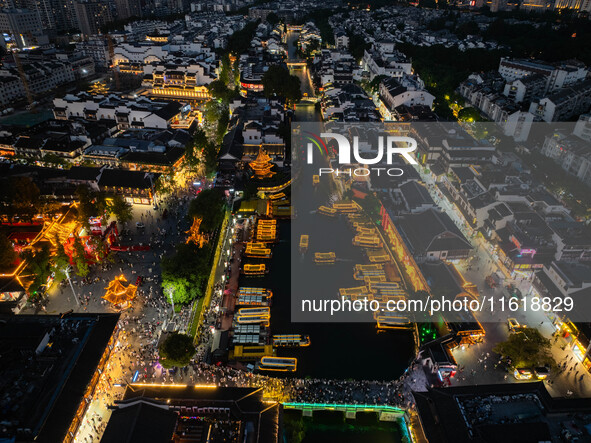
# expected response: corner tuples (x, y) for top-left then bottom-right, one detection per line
(1, 0), (591, 442)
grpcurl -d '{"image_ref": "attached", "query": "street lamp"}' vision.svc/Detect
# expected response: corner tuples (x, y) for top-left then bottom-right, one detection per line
(64, 266), (80, 307)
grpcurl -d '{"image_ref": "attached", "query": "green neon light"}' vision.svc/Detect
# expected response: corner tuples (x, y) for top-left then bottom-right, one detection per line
(281, 402), (405, 413)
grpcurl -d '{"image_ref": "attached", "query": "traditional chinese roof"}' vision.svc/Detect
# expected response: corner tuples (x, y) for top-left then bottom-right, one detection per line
(249, 147), (275, 179)
(103, 275), (137, 305)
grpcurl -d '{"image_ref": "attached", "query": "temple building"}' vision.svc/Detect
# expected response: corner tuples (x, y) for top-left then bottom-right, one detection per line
(103, 275), (137, 309)
(249, 147), (276, 179)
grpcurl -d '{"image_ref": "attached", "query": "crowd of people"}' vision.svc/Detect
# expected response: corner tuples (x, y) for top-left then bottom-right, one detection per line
(71, 187), (428, 443)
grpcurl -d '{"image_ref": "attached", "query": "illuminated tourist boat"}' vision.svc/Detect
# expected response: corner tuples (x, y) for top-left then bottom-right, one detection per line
(318, 206), (337, 216)
(313, 175), (320, 185)
(258, 356), (297, 372)
(272, 334), (311, 347)
(242, 264), (268, 276)
(368, 282), (405, 298)
(268, 192), (286, 202)
(256, 232), (277, 242)
(314, 252), (336, 264)
(237, 287), (273, 298)
(364, 275), (387, 284)
(375, 314), (412, 329)
(255, 223), (277, 242)
(353, 264), (385, 280)
(232, 344), (274, 360)
(244, 245), (272, 258)
(236, 294), (270, 306)
(368, 254), (390, 263)
(352, 235), (382, 248)
(272, 205), (292, 218)
(299, 235), (309, 253)
(237, 307), (270, 317)
(246, 242), (267, 248)
(356, 226), (376, 235)
(236, 315), (270, 326)
(339, 286), (370, 299)
(333, 202), (361, 213)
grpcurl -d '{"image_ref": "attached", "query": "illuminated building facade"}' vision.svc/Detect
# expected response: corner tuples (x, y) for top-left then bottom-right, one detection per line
(102, 386), (280, 443)
(380, 202), (429, 292)
(0, 313), (120, 442)
(143, 62), (216, 100)
(53, 92), (184, 131)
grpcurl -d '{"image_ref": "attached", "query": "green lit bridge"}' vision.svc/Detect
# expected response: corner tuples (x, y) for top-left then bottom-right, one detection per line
(282, 402), (406, 420)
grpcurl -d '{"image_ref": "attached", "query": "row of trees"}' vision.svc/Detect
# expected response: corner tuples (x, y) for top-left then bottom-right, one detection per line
(494, 327), (556, 370)
(161, 189), (226, 305)
(398, 43), (505, 120)
(75, 186), (133, 226)
(262, 65), (302, 105)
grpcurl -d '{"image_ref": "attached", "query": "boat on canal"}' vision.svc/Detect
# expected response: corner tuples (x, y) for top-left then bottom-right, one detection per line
(272, 334), (311, 347)
(258, 356), (297, 372)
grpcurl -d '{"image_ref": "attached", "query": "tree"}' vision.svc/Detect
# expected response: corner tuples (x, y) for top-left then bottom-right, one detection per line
(262, 65), (302, 104)
(204, 100), (223, 124)
(217, 107), (230, 143)
(203, 142), (219, 176)
(0, 177), (40, 218)
(208, 79), (231, 100)
(22, 245), (52, 296)
(187, 189), (226, 232)
(88, 235), (109, 261)
(218, 54), (232, 86)
(42, 153), (67, 167)
(227, 21), (260, 55)
(0, 232), (17, 270)
(184, 128), (208, 169)
(493, 328), (556, 369)
(162, 278), (194, 305)
(367, 75), (388, 94)
(456, 21), (480, 39)
(72, 236), (90, 278)
(161, 242), (211, 305)
(347, 31), (369, 63)
(107, 194), (133, 223)
(457, 107), (483, 123)
(158, 332), (195, 368)
(75, 185), (107, 225)
(266, 12), (280, 25)
(52, 240), (70, 283)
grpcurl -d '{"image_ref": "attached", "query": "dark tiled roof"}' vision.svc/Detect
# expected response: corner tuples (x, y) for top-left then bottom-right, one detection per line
(67, 166), (102, 181)
(399, 209), (472, 255)
(153, 101), (182, 121)
(101, 402), (177, 443)
(120, 146), (185, 166)
(399, 181), (435, 210)
(14, 136), (45, 150)
(98, 169), (154, 189)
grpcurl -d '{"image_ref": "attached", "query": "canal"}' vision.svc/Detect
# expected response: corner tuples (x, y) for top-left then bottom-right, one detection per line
(235, 32), (415, 381)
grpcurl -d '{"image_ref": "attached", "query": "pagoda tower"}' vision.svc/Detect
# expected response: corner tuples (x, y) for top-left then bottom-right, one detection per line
(103, 275), (137, 309)
(186, 216), (207, 247)
(249, 147), (275, 179)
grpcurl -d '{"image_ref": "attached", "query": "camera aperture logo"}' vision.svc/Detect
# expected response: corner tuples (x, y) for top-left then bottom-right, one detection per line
(303, 131), (418, 177)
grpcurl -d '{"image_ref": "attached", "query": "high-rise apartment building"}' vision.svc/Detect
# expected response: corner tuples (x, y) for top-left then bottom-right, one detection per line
(0, 8), (44, 48)
(115, 0), (141, 20)
(74, 0), (113, 36)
